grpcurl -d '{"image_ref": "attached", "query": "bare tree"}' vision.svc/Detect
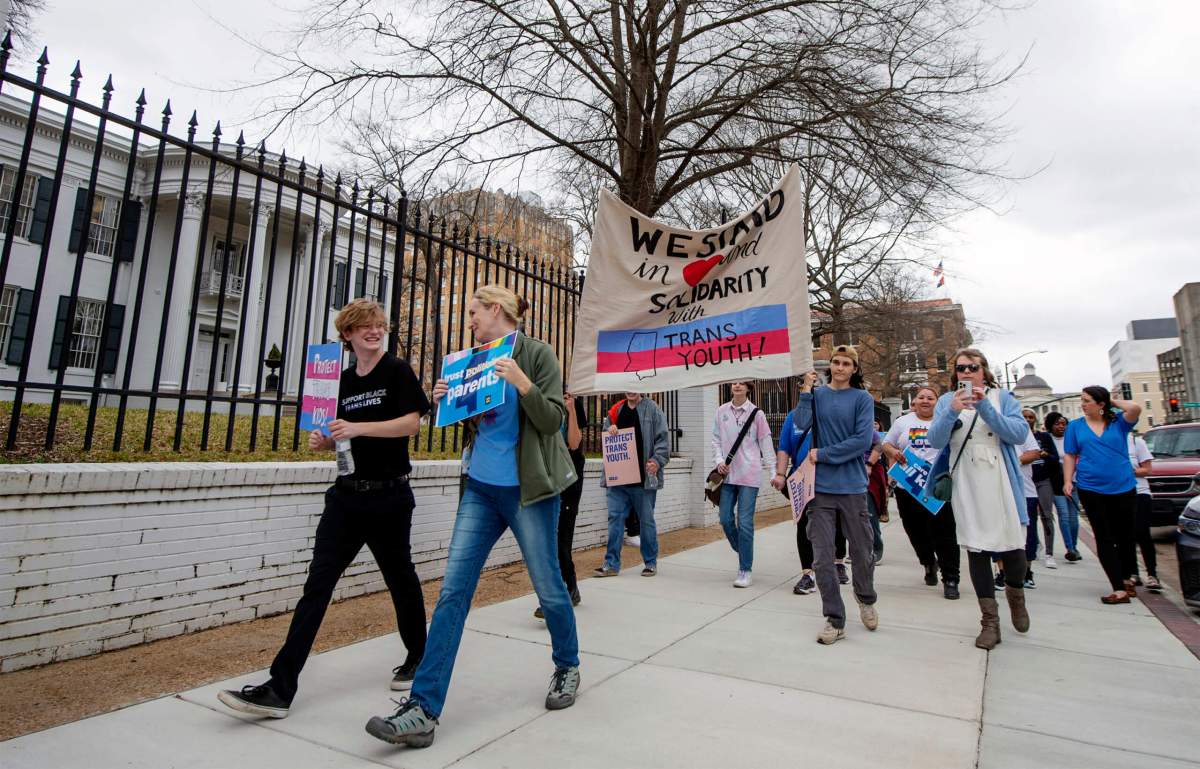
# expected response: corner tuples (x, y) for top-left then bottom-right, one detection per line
(3, 0), (48, 49)
(263, 0), (1018, 223)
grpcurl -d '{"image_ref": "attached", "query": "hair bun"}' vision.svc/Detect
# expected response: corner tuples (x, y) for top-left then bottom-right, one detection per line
(516, 296), (529, 317)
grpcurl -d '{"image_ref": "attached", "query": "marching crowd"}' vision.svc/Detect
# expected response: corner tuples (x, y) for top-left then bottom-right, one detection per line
(215, 286), (1160, 750)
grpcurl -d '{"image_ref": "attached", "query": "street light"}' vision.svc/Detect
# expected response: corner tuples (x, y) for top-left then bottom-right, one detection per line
(1004, 349), (1048, 390)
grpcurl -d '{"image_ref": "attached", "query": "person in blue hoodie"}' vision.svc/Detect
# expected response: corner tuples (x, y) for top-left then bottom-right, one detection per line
(922, 348), (1031, 651)
(771, 345), (878, 645)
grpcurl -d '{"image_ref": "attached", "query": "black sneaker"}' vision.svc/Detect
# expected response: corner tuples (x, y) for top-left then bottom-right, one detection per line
(924, 564), (938, 586)
(793, 573), (816, 595)
(836, 563), (849, 585)
(1023, 571), (1036, 589)
(570, 588), (581, 606)
(217, 683), (291, 719)
(391, 658), (421, 691)
(994, 571), (1005, 589)
(943, 580), (960, 600)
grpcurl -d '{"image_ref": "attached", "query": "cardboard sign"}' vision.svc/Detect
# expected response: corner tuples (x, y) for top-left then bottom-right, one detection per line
(887, 447), (946, 515)
(603, 427), (642, 486)
(299, 343), (341, 436)
(568, 165), (812, 394)
(435, 331), (517, 427)
(787, 460), (816, 523)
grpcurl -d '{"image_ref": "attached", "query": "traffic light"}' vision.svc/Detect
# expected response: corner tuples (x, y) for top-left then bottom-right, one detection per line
(1170, 398), (1180, 413)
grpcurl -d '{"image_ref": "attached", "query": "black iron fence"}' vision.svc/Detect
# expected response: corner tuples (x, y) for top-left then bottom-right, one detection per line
(0, 36), (679, 459)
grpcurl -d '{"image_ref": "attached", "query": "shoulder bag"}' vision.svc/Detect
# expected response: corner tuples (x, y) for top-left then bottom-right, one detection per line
(705, 407), (761, 506)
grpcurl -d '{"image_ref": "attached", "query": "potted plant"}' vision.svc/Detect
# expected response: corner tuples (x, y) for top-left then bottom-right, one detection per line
(264, 344), (282, 390)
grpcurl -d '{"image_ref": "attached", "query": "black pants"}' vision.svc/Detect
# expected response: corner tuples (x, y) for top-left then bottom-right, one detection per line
(895, 490), (960, 581)
(967, 550), (1027, 599)
(626, 507), (640, 537)
(1130, 493), (1157, 578)
(557, 473), (585, 592)
(268, 483), (427, 701)
(797, 508), (845, 570)
(1078, 488), (1137, 592)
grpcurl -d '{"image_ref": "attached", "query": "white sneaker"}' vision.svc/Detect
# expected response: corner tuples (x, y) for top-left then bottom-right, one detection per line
(1045, 556), (1057, 569)
(733, 570), (753, 588)
(625, 535), (641, 547)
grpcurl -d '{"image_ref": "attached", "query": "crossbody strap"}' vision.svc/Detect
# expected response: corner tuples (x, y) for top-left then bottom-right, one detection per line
(724, 407), (760, 465)
(948, 408), (981, 475)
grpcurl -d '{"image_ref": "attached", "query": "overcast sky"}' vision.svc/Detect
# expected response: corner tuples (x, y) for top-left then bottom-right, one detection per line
(11, 1), (1198, 395)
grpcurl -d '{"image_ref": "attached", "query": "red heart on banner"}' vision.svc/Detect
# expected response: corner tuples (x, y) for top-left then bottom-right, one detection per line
(682, 253), (723, 286)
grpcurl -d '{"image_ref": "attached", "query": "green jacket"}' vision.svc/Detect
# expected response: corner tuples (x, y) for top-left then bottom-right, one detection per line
(462, 334), (577, 506)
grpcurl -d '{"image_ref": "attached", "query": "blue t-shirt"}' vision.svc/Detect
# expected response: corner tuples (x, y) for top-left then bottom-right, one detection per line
(1063, 415), (1137, 495)
(778, 411), (814, 472)
(468, 381), (520, 486)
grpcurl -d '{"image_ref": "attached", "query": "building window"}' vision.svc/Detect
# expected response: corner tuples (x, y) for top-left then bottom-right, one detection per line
(208, 239), (246, 295)
(1145, 400), (1152, 410)
(86, 193), (122, 257)
(936, 352), (947, 371)
(68, 298), (106, 370)
(0, 284), (17, 358)
(1142, 382), (1149, 393)
(1149, 416), (1155, 426)
(0, 169), (38, 239)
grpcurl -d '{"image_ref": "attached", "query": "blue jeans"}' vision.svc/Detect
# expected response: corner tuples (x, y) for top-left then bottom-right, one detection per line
(1025, 498), (1040, 561)
(1054, 494), (1079, 552)
(718, 483), (759, 572)
(604, 486), (658, 569)
(410, 479), (578, 720)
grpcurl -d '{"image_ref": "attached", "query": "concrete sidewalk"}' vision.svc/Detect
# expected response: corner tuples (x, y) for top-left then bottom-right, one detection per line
(3, 519), (1198, 768)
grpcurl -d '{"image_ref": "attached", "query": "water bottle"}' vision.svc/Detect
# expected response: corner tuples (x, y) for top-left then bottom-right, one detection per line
(335, 438), (356, 476)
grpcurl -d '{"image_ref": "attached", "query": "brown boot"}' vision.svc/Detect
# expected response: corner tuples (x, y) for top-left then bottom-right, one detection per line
(975, 598), (1001, 650)
(1005, 585), (1030, 633)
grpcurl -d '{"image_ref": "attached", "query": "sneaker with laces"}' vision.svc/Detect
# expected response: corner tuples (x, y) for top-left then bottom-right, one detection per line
(545, 666), (581, 710)
(390, 658), (421, 691)
(857, 598), (879, 631)
(793, 573), (816, 595)
(994, 571), (1005, 589)
(641, 565), (657, 577)
(593, 566), (619, 578)
(365, 698), (437, 748)
(1023, 572), (1036, 589)
(733, 570), (753, 588)
(1145, 574), (1162, 593)
(217, 682), (291, 719)
(836, 563), (850, 585)
(817, 620), (846, 645)
(1045, 556), (1057, 569)
(625, 535), (641, 547)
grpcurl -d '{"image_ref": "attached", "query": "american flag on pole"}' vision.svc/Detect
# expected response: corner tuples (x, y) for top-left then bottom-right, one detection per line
(933, 260), (945, 288)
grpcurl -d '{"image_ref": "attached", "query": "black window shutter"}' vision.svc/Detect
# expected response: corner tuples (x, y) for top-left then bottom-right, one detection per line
(27, 177), (54, 244)
(67, 188), (88, 254)
(4, 288), (35, 365)
(354, 267), (365, 298)
(47, 295), (71, 369)
(100, 303), (125, 374)
(332, 262), (346, 309)
(115, 200), (141, 262)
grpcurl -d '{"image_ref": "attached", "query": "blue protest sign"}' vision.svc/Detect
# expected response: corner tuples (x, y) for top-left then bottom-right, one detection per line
(887, 447), (946, 515)
(435, 331), (518, 427)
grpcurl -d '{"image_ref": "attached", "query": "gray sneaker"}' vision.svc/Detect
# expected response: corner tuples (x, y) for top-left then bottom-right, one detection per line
(545, 666), (580, 710)
(593, 566), (619, 578)
(365, 698), (437, 748)
(817, 620), (845, 645)
(857, 599), (879, 631)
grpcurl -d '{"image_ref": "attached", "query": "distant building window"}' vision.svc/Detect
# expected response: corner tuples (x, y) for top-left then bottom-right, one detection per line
(1142, 382), (1149, 393)
(68, 297), (106, 370)
(86, 193), (121, 257)
(0, 284), (17, 358)
(0, 169), (38, 240)
(936, 352), (947, 371)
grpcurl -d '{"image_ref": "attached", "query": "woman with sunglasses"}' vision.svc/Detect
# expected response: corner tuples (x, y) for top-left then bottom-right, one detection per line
(924, 348), (1032, 650)
(1062, 386), (1142, 604)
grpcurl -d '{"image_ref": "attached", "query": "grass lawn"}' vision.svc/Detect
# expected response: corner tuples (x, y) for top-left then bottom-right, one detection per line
(0, 402), (463, 464)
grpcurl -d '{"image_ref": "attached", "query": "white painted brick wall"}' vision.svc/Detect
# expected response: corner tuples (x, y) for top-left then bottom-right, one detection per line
(0, 456), (696, 672)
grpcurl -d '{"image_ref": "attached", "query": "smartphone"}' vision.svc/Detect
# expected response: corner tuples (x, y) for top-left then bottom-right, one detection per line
(957, 381), (970, 391)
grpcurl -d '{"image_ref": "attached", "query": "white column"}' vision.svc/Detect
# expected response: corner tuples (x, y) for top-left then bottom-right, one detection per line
(284, 226), (312, 397)
(237, 204), (272, 393)
(675, 385), (722, 528)
(310, 224), (332, 344)
(160, 192), (205, 391)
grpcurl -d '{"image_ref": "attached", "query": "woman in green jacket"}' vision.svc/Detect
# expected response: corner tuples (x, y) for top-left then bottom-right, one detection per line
(366, 285), (580, 749)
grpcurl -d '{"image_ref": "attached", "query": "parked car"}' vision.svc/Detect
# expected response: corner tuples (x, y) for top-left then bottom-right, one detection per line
(1142, 423), (1200, 528)
(1176, 495), (1200, 610)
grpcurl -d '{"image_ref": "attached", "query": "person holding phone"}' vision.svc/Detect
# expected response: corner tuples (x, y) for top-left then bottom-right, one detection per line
(924, 348), (1031, 650)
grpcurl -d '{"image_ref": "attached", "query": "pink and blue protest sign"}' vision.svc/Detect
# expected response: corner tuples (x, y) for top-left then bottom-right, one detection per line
(300, 343), (342, 435)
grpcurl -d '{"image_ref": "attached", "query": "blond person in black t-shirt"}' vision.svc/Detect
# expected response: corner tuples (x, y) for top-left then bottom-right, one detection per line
(218, 299), (430, 719)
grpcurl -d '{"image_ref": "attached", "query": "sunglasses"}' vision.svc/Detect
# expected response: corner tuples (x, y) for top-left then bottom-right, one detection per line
(954, 363), (981, 373)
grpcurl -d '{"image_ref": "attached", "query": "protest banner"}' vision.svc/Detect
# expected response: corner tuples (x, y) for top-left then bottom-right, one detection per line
(300, 342), (342, 435)
(887, 447), (946, 515)
(435, 331), (518, 427)
(602, 427), (642, 486)
(568, 165), (811, 394)
(787, 460), (816, 523)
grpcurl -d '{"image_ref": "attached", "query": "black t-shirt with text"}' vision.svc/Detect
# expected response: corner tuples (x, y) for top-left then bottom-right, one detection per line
(617, 402), (646, 485)
(337, 352), (430, 480)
